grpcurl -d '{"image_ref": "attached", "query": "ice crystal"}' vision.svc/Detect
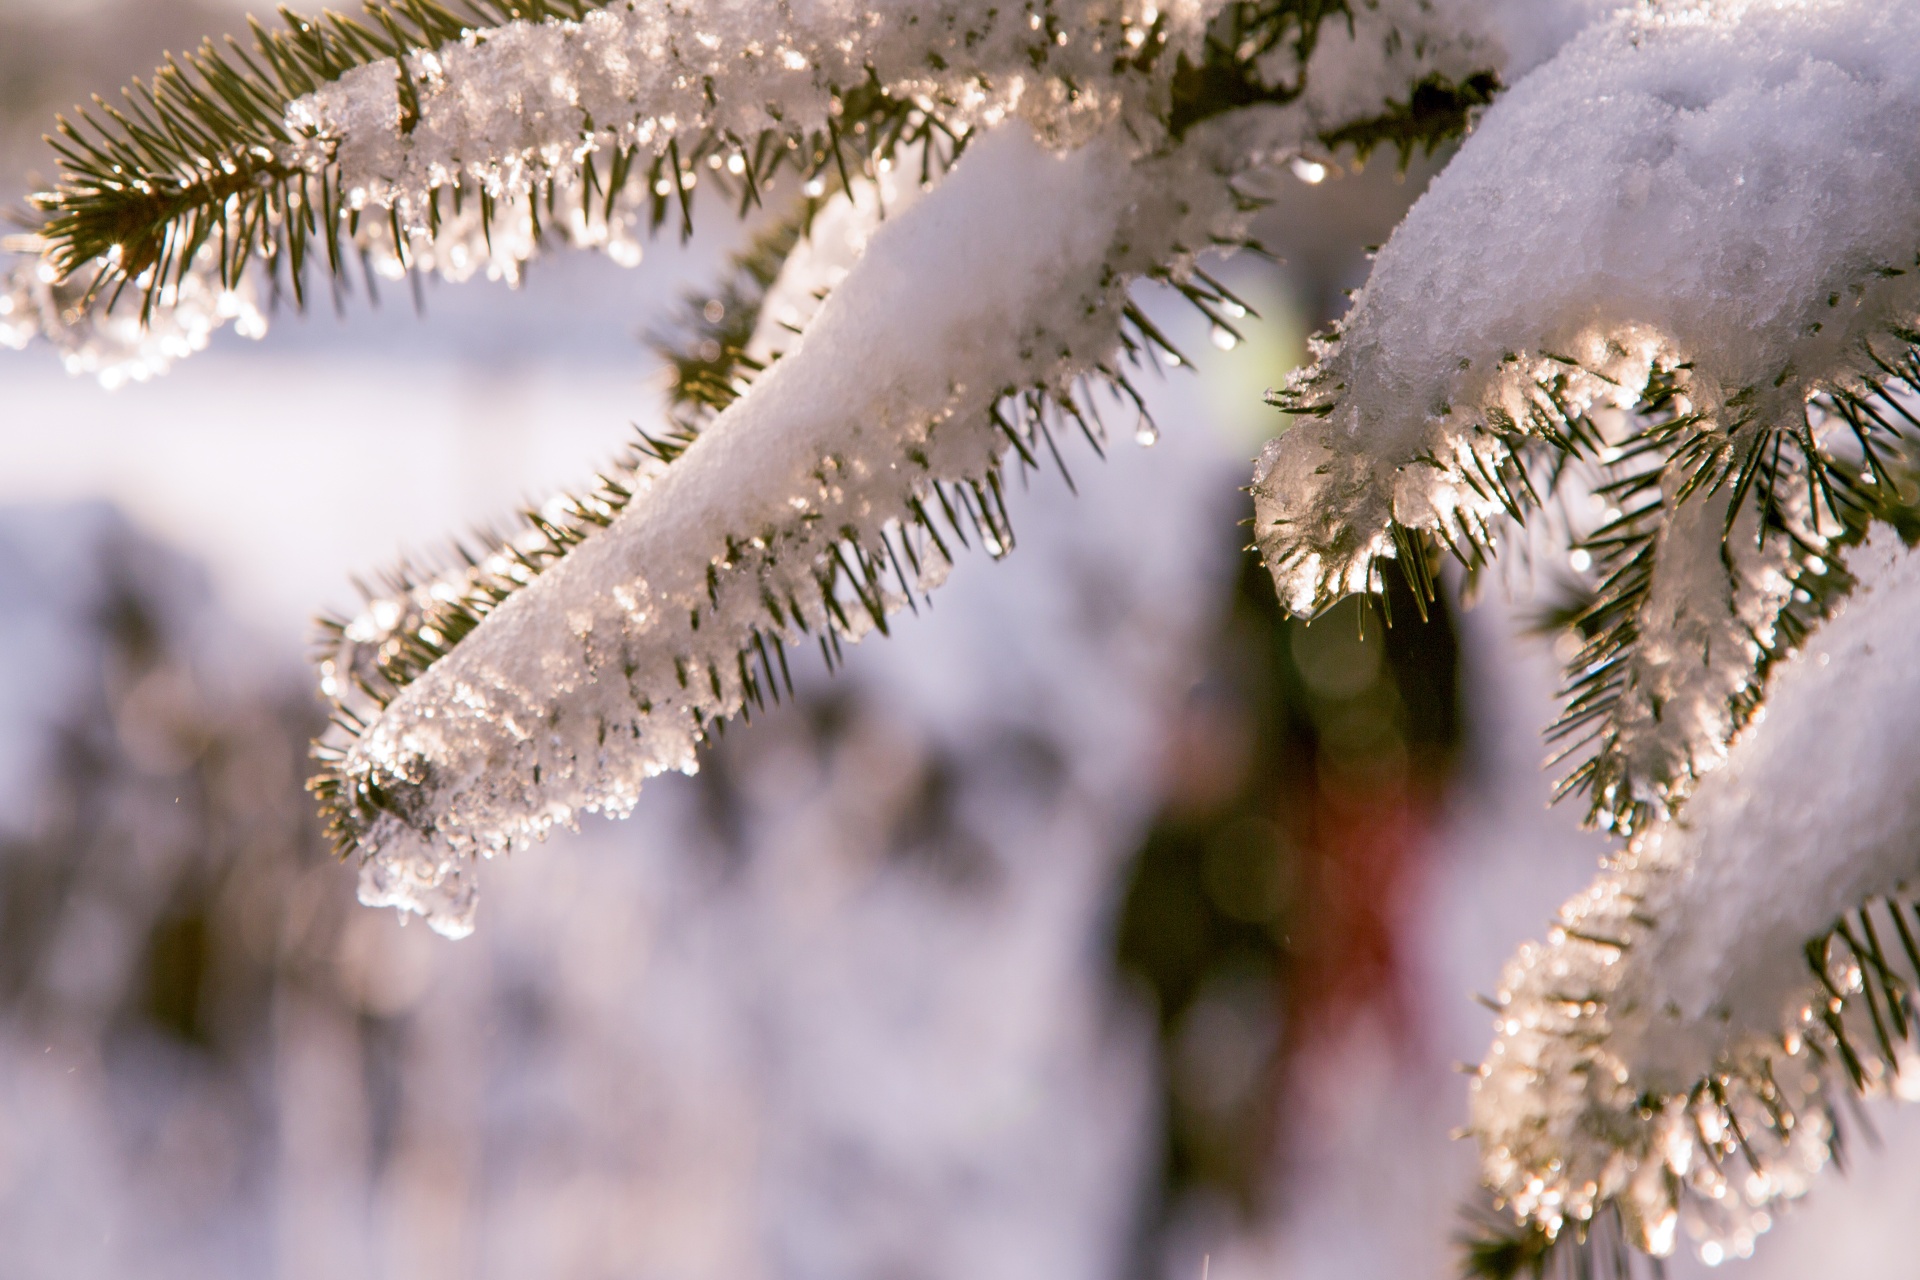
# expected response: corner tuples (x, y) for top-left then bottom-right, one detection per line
(0, 250), (266, 388)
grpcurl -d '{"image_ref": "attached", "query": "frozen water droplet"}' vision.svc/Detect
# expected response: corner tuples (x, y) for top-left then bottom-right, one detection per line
(1134, 418), (1159, 447)
(1210, 325), (1238, 351)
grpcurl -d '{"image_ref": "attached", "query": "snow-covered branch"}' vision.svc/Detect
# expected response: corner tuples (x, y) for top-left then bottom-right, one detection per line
(1257, 0), (1920, 827)
(278, 0), (1590, 932)
(3, 0), (1569, 381)
(1474, 530), (1920, 1263)
(326, 117), (1265, 935)
(1240, 3), (1920, 1263)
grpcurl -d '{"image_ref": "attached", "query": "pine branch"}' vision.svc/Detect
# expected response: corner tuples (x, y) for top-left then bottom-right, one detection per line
(650, 211), (812, 426)
(1467, 516), (1920, 1266)
(1254, 0), (1920, 842)
(1460, 1206), (1653, 1280)
(1473, 882), (1920, 1270)
(5, 0), (1015, 382)
(28, 2), (611, 315)
(1548, 365), (1920, 835)
(1262, 311), (1920, 841)
(1244, 12), (1920, 1263)
(2, 0), (1536, 934)
(1317, 68), (1500, 166)
(7, 0), (1504, 363)
(309, 125), (1245, 933)
(1165, 0), (1351, 137)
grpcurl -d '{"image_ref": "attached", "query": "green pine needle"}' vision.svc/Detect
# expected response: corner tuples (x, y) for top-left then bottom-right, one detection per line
(31, 2), (610, 318)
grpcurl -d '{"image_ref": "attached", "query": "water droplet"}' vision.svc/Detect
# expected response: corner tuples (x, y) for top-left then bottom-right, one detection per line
(1135, 418), (1160, 447)
(1210, 325), (1238, 351)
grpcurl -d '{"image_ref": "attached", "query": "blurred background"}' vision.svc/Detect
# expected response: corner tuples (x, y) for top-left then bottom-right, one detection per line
(2, 5), (1918, 1278)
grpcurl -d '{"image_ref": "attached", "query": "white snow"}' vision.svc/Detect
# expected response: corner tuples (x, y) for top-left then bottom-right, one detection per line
(303, 0), (1639, 931)
(1257, 0), (1920, 609)
(4, 0), (1609, 383)
(338, 118), (1269, 934)
(1568, 433), (1816, 831)
(1256, 0), (1920, 837)
(1473, 529), (1920, 1262)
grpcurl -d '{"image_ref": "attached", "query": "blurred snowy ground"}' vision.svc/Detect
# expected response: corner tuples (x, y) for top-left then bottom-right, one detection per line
(3, 5), (1920, 1279)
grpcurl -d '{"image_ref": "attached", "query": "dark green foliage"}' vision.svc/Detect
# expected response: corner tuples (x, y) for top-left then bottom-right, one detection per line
(32, 2), (610, 317)
(1116, 537), (1460, 1223)
(1320, 69), (1502, 166)
(1461, 888), (1920, 1280)
(1168, 1), (1499, 173)
(1802, 894), (1920, 1098)
(1166, 0), (1352, 136)
(1549, 327), (1920, 817)
(23, 0), (1512, 865)
(26, 0), (966, 323)
(652, 214), (811, 426)
(1543, 348), (1920, 834)
(305, 203), (1220, 854)
(1276, 323), (1920, 836)
(24, 0), (1495, 332)
(1461, 1217), (1556, 1280)
(1460, 1208), (1655, 1280)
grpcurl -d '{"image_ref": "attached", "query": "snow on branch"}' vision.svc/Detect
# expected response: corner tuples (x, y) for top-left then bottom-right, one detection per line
(1473, 530), (1920, 1264)
(2, 0), (1574, 382)
(0, 0), (1191, 385)
(0, 0), (1634, 961)
(320, 118), (1269, 936)
(1240, 2), (1920, 1264)
(1256, 0), (1920, 831)
(267, 0), (1587, 934)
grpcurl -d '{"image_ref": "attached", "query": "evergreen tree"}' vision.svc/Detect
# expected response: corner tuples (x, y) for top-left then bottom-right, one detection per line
(8, 0), (1920, 1272)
